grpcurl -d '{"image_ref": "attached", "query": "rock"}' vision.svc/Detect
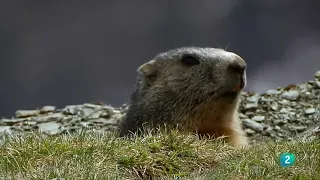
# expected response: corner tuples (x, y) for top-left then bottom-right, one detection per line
(313, 81), (320, 89)
(24, 121), (37, 126)
(265, 89), (280, 95)
(89, 118), (118, 125)
(264, 126), (273, 136)
(63, 105), (80, 115)
(0, 118), (26, 125)
(15, 110), (39, 118)
(290, 125), (307, 133)
(273, 119), (288, 125)
(245, 103), (258, 110)
(35, 113), (64, 123)
(242, 119), (264, 132)
(304, 108), (316, 115)
(40, 105), (56, 113)
(274, 126), (281, 131)
(0, 126), (12, 134)
(37, 122), (61, 135)
(244, 128), (255, 136)
(251, 116), (265, 122)
(281, 90), (299, 100)
(246, 94), (260, 103)
(315, 71), (320, 80)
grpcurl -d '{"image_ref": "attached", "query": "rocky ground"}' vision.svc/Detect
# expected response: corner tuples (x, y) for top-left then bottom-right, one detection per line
(1, 71), (319, 144)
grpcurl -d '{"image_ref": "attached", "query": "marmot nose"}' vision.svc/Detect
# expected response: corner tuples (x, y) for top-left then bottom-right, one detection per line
(227, 63), (246, 75)
(228, 62), (246, 92)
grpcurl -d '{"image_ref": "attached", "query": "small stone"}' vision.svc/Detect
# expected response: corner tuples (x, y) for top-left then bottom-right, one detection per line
(274, 126), (281, 131)
(245, 103), (258, 110)
(242, 119), (264, 132)
(290, 125), (307, 132)
(89, 118), (118, 125)
(280, 108), (291, 114)
(35, 113), (64, 122)
(315, 71), (320, 80)
(273, 119), (288, 125)
(24, 121), (37, 126)
(246, 94), (260, 103)
(63, 105), (80, 115)
(15, 110), (39, 118)
(271, 105), (278, 111)
(1, 118), (25, 124)
(265, 89), (280, 95)
(0, 126), (12, 134)
(80, 122), (90, 128)
(260, 97), (274, 102)
(313, 81), (320, 89)
(278, 99), (290, 105)
(83, 103), (101, 109)
(305, 108), (316, 115)
(100, 111), (111, 118)
(251, 115), (265, 122)
(264, 126), (273, 136)
(239, 113), (248, 119)
(37, 122), (61, 135)
(281, 90), (299, 100)
(113, 110), (121, 114)
(40, 106), (56, 113)
(245, 128), (255, 135)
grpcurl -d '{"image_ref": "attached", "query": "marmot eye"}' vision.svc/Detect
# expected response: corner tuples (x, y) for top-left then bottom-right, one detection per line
(181, 55), (200, 66)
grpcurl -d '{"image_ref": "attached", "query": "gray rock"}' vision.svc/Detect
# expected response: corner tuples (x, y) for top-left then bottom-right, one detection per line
(265, 89), (280, 95)
(0, 126), (12, 134)
(89, 118), (118, 125)
(305, 108), (316, 115)
(313, 81), (320, 89)
(278, 99), (290, 105)
(1, 118), (25, 124)
(273, 119), (288, 125)
(24, 121), (37, 126)
(251, 116), (265, 122)
(15, 110), (39, 118)
(280, 108), (291, 114)
(37, 122), (61, 135)
(63, 105), (80, 115)
(35, 113), (64, 123)
(274, 126), (281, 131)
(245, 103), (258, 110)
(40, 106), (56, 113)
(281, 90), (299, 100)
(290, 125), (307, 132)
(246, 94), (260, 103)
(244, 128), (255, 135)
(315, 71), (320, 80)
(264, 126), (273, 136)
(242, 119), (264, 132)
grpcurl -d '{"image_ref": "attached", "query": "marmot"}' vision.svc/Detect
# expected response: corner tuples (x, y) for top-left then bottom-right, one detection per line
(119, 47), (248, 147)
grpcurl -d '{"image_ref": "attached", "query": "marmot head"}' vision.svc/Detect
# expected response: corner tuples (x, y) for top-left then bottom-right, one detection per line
(137, 47), (247, 104)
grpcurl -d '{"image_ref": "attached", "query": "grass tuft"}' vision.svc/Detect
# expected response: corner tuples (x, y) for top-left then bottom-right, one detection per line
(0, 130), (319, 179)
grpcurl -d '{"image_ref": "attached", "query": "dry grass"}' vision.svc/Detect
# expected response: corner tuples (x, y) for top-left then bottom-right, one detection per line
(0, 129), (319, 179)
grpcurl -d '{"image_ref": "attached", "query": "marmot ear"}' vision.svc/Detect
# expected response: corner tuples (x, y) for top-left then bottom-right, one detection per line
(137, 60), (157, 76)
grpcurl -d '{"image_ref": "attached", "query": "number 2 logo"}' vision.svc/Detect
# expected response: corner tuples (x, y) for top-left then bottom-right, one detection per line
(284, 155), (290, 164)
(280, 153), (295, 167)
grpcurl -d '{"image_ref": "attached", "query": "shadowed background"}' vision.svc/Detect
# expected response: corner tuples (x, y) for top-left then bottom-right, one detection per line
(1, 0), (320, 117)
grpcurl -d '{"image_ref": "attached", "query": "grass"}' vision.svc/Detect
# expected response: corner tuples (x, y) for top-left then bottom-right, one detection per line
(0, 129), (319, 180)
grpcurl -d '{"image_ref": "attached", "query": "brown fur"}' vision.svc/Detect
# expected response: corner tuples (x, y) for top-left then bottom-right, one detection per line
(119, 47), (248, 147)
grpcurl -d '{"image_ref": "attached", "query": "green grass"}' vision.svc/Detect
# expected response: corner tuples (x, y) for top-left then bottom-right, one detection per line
(0, 130), (319, 180)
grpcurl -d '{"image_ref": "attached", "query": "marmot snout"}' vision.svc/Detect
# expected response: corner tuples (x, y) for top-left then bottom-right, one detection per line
(119, 47), (249, 147)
